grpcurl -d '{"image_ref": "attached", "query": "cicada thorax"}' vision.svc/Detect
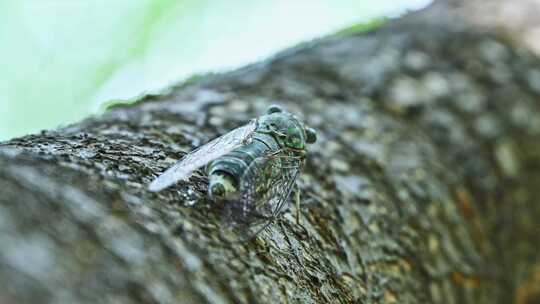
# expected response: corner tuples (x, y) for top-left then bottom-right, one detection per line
(206, 132), (280, 201)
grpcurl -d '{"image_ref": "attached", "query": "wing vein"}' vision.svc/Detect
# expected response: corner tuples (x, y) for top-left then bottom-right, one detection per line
(148, 120), (256, 192)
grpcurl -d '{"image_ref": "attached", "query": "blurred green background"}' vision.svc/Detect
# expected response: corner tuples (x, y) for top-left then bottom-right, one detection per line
(0, 0), (430, 140)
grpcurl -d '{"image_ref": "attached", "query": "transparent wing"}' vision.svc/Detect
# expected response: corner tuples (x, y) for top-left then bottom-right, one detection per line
(223, 152), (302, 236)
(148, 120), (257, 192)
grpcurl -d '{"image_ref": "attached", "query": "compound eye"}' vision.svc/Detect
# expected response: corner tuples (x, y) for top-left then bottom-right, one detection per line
(267, 104), (283, 114)
(305, 127), (317, 144)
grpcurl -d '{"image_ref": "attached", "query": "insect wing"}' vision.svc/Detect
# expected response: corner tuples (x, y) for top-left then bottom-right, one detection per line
(225, 153), (301, 234)
(148, 120), (257, 192)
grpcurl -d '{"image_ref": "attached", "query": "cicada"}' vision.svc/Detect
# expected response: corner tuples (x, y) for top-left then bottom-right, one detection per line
(149, 105), (317, 237)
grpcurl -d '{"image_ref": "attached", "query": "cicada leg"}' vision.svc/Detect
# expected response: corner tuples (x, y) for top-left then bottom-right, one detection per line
(294, 183), (301, 225)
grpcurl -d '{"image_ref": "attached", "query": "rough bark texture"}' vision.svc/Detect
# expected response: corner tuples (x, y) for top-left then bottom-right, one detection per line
(1, 8), (540, 304)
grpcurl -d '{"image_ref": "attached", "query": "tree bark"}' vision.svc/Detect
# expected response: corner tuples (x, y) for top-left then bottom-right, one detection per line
(2, 7), (540, 304)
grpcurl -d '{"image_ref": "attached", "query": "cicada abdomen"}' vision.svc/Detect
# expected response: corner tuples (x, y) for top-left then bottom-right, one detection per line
(205, 132), (280, 207)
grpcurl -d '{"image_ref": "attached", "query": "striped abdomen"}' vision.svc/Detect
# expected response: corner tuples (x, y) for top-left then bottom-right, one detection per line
(206, 132), (279, 200)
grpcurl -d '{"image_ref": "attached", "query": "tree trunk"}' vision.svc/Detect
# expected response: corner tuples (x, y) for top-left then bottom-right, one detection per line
(2, 6), (540, 304)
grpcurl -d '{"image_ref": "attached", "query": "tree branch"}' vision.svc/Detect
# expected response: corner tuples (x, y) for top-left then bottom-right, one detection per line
(1, 12), (540, 304)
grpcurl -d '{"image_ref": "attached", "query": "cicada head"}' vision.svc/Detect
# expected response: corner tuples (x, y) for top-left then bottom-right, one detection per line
(259, 105), (317, 151)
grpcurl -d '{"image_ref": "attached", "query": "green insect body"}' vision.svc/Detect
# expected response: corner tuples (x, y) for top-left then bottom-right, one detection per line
(206, 105), (316, 205)
(148, 105), (316, 229)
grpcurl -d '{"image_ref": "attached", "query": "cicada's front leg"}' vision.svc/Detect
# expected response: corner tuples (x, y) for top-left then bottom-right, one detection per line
(294, 182), (301, 225)
(291, 182), (311, 241)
